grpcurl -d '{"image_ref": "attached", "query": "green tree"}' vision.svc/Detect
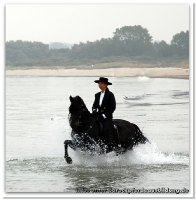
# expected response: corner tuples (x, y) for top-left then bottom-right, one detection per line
(171, 30), (189, 57)
(113, 25), (153, 56)
(6, 40), (50, 66)
(153, 41), (171, 57)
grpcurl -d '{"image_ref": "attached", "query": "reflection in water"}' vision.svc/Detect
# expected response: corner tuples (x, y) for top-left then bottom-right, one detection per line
(64, 166), (141, 192)
(62, 163), (189, 192)
(6, 153), (189, 192)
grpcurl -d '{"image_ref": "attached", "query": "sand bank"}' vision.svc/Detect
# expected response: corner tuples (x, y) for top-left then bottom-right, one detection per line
(6, 67), (189, 79)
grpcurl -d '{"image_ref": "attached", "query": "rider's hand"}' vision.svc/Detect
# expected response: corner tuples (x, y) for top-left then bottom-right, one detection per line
(98, 114), (104, 121)
(92, 109), (97, 114)
(92, 111), (99, 117)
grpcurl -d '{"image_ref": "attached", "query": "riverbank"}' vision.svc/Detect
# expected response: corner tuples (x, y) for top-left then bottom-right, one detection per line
(6, 67), (189, 79)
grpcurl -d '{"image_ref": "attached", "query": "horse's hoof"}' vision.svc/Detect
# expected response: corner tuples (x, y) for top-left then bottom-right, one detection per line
(65, 156), (72, 164)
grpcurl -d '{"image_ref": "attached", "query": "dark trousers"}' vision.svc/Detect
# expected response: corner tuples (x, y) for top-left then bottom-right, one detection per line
(100, 118), (116, 147)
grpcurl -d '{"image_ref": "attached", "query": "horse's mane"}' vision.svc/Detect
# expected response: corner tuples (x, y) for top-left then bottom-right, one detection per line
(68, 96), (91, 132)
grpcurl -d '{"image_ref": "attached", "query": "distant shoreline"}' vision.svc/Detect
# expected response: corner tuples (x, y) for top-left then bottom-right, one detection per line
(6, 67), (189, 79)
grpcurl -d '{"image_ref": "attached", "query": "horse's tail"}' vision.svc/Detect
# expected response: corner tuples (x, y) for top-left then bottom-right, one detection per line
(133, 123), (149, 144)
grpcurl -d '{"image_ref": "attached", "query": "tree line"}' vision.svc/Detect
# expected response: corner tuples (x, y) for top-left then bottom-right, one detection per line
(6, 25), (189, 67)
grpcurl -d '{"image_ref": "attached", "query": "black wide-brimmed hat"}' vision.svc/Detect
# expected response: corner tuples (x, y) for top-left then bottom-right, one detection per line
(94, 77), (112, 85)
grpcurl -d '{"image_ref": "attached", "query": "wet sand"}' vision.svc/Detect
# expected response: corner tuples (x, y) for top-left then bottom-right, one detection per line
(6, 67), (189, 79)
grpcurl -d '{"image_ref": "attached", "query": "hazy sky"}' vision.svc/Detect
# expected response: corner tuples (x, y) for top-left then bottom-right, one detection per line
(6, 4), (189, 44)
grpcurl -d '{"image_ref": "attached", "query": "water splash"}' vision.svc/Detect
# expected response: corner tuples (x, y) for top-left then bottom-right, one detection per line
(137, 76), (150, 81)
(127, 142), (189, 165)
(69, 142), (189, 167)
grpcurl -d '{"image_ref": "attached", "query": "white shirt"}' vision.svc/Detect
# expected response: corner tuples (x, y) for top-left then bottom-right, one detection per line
(99, 91), (106, 119)
(99, 91), (105, 106)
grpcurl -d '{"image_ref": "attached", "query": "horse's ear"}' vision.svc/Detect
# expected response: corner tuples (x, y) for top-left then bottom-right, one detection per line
(76, 95), (80, 100)
(69, 96), (73, 102)
(76, 96), (82, 102)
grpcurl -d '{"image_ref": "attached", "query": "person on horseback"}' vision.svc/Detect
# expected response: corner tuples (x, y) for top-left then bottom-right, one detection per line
(92, 77), (117, 148)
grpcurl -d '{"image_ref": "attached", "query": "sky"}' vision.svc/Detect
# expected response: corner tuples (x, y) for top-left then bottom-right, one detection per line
(6, 4), (189, 44)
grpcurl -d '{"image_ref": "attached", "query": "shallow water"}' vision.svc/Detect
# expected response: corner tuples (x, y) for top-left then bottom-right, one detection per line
(6, 76), (189, 193)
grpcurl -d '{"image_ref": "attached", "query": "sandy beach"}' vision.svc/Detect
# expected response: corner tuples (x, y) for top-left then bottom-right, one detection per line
(6, 67), (189, 79)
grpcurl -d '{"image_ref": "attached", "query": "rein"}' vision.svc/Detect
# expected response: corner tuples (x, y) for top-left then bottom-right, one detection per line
(85, 118), (97, 133)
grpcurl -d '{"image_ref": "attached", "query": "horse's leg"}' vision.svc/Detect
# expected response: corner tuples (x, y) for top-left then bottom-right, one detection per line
(64, 140), (76, 164)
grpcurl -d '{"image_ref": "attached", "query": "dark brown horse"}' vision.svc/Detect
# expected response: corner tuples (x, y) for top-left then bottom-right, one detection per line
(64, 96), (149, 164)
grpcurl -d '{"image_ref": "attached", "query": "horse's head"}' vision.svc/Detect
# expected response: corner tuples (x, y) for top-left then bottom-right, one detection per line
(69, 95), (89, 115)
(68, 95), (90, 131)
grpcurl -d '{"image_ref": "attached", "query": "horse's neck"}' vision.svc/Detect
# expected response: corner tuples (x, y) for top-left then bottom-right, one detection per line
(82, 111), (91, 121)
(70, 111), (91, 128)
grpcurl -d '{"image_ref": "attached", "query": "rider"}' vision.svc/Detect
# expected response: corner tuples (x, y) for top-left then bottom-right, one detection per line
(92, 77), (116, 147)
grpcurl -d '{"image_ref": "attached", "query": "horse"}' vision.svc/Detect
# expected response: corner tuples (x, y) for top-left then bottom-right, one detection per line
(64, 95), (149, 164)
